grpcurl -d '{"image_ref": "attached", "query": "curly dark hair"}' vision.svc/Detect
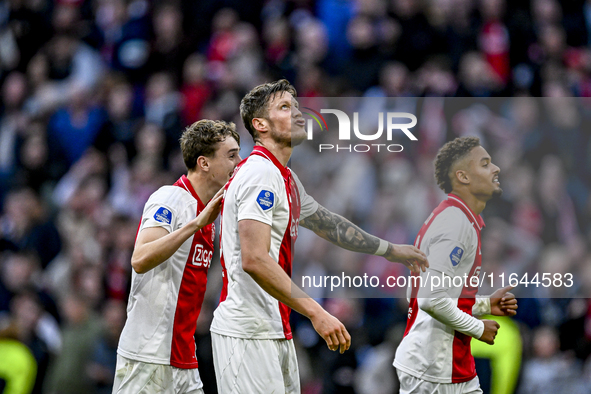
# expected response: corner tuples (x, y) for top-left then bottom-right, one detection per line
(179, 119), (240, 171)
(434, 136), (481, 193)
(240, 79), (297, 142)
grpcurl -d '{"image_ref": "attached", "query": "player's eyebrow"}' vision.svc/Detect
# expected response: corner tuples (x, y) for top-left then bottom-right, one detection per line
(277, 98), (291, 107)
(480, 156), (491, 163)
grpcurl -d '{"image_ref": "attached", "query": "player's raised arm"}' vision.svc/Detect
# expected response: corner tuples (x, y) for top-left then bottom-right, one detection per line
(300, 204), (428, 273)
(239, 219), (351, 354)
(131, 188), (224, 274)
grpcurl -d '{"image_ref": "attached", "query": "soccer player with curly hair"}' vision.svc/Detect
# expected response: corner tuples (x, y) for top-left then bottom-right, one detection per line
(394, 136), (518, 394)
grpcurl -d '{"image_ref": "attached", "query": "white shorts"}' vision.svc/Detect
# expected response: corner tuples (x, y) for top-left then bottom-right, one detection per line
(211, 333), (300, 394)
(112, 355), (204, 394)
(396, 370), (483, 394)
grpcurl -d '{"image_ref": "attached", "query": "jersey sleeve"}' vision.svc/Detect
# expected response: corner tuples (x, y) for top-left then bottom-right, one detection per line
(235, 165), (281, 226)
(424, 238), (468, 278)
(140, 190), (179, 234)
(423, 209), (473, 277)
(417, 285), (485, 339)
(291, 170), (319, 220)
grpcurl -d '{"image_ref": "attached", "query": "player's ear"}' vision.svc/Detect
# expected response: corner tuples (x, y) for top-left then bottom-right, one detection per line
(252, 118), (268, 134)
(196, 156), (209, 172)
(455, 169), (469, 185)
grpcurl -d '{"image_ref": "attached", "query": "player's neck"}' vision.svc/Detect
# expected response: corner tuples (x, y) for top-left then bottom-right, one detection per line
(451, 189), (486, 216)
(186, 171), (217, 203)
(255, 141), (292, 167)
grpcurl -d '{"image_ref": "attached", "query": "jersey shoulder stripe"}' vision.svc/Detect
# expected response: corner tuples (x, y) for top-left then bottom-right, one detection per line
(148, 185), (197, 210)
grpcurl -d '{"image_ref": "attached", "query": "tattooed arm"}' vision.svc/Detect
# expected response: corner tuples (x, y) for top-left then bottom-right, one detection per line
(300, 204), (428, 273)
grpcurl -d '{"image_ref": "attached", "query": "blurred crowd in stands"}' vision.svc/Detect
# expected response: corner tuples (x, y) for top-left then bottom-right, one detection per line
(1, 0), (591, 393)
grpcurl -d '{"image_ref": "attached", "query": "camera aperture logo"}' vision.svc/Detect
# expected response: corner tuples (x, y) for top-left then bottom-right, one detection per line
(302, 107), (328, 133)
(302, 107), (418, 153)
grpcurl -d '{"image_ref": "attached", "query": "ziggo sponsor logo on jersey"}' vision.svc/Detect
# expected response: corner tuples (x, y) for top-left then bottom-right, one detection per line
(191, 244), (213, 268)
(302, 107), (418, 153)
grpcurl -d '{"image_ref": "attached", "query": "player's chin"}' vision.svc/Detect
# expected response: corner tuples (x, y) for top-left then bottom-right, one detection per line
(492, 186), (503, 198)
(290, 132), (307, 147)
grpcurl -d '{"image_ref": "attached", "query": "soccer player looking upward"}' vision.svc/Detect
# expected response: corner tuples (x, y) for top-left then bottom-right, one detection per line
(394, 136), (518, 394)
(113, 120), (241, 394)
(210, 79), (428, 394)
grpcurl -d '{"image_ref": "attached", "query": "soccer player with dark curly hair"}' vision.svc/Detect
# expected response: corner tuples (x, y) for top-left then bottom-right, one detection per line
(394, 136), (518, 394)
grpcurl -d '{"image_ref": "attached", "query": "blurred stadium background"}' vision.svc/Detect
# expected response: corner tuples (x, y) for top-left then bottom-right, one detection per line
(0, 0), (590, 393)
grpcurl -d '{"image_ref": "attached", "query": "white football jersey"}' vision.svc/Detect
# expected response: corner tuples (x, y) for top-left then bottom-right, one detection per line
(394, 194), (486, 383)
(210, 146), (318, 340)
(118, 175), (214, 371)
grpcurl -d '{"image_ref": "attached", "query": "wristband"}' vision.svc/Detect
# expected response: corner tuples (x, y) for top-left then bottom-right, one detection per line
(375, 239), (389, 256)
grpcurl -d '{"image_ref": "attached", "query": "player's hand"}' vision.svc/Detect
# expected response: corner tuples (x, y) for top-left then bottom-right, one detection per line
(383, 244), (429, 274)
(478, 319), (500, 345)
(490, 285), (518, 317)
(309, 309), (351, 354)
(193, 187), (224, 230)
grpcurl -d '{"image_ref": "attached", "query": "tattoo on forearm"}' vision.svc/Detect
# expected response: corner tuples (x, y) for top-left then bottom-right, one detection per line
(300, 205), (380, 254)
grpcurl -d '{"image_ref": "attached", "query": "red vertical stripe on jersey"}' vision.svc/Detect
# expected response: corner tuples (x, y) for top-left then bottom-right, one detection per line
(447, 194), (484, 383)
(251, 147), (298, 339)
(403, 279), (420, 337)
(275, 170), (300, 339)
(450, 224), (482, 381)
(169, 176), (214, 369)
(218, 157), (249, 304)
(451, 275), (479, 382)
(451, 263), (479, 382)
